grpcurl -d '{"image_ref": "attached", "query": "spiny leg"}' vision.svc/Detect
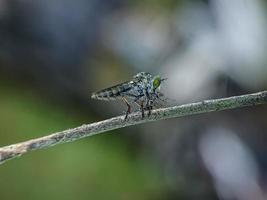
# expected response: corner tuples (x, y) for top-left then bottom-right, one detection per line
(140, 101), (145, 118)
(134, 98), (145, 119)
(147, 104), (152, 116)
(122, 97), (131, 120)
(145, 99), (153, 117)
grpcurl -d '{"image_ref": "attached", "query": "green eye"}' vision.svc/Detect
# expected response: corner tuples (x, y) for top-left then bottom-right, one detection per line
(153, 76), (161, 89)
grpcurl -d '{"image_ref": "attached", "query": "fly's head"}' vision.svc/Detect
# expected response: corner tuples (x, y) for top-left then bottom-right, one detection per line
(142, 74), (167, 109)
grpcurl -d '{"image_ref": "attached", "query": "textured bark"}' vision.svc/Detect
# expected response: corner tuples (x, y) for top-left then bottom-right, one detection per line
(0, 91), (267, 165)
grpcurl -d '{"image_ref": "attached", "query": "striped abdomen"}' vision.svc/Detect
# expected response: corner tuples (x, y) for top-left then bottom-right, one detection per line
(91, 82), (132, 101)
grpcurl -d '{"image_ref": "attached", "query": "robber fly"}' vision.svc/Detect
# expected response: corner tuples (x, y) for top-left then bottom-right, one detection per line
(91, 72), (166, 120)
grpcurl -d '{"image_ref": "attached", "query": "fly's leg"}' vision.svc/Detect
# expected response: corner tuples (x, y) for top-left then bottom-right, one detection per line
(122, 97), (131, 120)
(145, 99), (153, 117)
(144, 90), (153, 117)
(134, 99), (145, 119)
(147, 104), (152, 116)
(140, 101), (145, 118)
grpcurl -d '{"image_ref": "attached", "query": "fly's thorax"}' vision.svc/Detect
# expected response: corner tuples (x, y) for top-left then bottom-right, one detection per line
(133, 72), (153, 80)
(119, 82), (144, 100)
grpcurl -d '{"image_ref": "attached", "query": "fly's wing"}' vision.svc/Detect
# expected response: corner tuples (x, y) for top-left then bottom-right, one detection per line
(91, 81), (134, 101)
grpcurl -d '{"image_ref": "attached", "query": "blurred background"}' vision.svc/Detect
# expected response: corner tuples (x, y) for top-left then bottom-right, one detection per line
(0, 0), (267, 199)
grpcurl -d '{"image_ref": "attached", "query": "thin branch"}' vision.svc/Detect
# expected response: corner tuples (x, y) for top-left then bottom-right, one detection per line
(0, 91), (267, 165)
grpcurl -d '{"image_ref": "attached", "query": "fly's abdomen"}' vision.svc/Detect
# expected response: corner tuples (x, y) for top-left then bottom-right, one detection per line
(91, 82), (131, 101)
(91, 89), (117, 101)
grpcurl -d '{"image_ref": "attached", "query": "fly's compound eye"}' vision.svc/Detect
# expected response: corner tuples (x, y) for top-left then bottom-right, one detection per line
(153, 76), (161, 90)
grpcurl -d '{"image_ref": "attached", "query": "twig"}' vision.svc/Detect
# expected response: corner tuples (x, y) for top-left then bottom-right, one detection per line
(0, 91), (267, 165)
